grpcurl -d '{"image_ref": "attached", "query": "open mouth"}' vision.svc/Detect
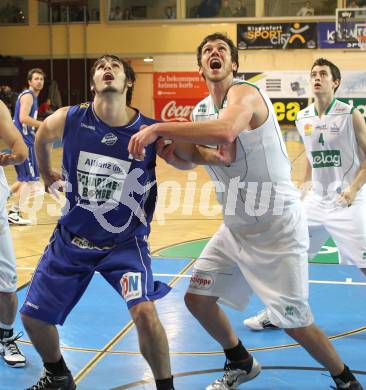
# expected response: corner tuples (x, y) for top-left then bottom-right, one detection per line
(103, 73), (114, 81)
(209, 58), (222, 70)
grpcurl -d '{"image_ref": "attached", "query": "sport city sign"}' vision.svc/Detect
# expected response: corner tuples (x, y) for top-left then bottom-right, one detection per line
(237, 22), (318, 50)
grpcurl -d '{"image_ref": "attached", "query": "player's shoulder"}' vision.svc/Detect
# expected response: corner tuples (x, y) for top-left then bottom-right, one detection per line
(329, 99), (354, 115)
(296, 103), (315, 121)
(138, 110), (159, 126)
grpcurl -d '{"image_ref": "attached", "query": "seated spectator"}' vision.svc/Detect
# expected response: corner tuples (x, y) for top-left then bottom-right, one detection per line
(297, 1), (314, 16)
(196, 0), (218, 17)
(218, 0), (233, 17)
(110, 6), (123, 20)
(234, 0), (247, 16)
(164, 6), (176, 19)
(122, 7), (133, 20)
(348, 0), (359, 7)
(0, 85), (17, 115)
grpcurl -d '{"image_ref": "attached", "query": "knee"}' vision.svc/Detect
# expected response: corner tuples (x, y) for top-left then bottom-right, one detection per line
(21, 314), (40, 332)
(130, 302), (159, 331)
(184, 292), (207, 314)
(284, 326), (308, 339)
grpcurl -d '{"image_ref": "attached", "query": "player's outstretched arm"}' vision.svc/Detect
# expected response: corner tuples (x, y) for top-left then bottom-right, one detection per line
(0, 100), (28, 166)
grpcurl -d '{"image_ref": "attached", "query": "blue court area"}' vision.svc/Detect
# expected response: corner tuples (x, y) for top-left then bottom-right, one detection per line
(2, 257), (366, 389)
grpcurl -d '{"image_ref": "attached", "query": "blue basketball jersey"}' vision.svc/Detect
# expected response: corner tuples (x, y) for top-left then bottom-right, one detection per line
(59, 102), (158, 246)
(13, 89), (38, 146)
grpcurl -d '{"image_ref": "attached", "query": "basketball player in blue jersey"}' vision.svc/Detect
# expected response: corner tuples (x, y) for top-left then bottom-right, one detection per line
(9, 68), (45, 225)
(0, 100), (28, 368)
(128, 33), (363, 390)
(20, 56), (174, 390)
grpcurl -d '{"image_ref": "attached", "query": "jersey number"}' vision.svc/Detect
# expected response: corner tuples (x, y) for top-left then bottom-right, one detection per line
(318, 133), (325, 146)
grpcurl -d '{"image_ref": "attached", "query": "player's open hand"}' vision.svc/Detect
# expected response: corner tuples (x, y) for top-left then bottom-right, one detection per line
(0, 152), (17, 166)
(128, 124), (159, 160)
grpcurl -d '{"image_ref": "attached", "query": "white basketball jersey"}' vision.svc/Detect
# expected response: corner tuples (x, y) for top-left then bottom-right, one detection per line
(192, 80), (299, 228)
(296, 99), (365, 201)
(0, 166), (9, 203)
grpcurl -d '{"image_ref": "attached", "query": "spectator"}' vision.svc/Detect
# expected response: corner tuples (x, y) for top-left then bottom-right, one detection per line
(348, 0), (359, 7)
(218, 0), (233, 17)
(234, 0), (247, 16)
(122, 7), (132, 20)
(297, 1), (314, 16)
(0, 86), (17, 116)
(196, 0), (218, 17)
(110, 6), (123, 20)
(164, 6), (176, 19)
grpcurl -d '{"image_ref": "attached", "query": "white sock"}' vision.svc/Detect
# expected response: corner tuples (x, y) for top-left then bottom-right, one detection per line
(9, 205), (19, 213)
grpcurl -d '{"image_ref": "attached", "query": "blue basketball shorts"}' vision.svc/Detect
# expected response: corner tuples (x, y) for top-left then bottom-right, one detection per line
(20, 225), (171, 325)
(15, 143), (39, 182)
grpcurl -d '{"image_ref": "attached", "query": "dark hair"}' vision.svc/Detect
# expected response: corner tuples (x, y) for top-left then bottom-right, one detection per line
(27, 68), (45, 81)
(197, 33), (239, 77)
(90, 55), (136, 105)
(311, 58), (341, 93)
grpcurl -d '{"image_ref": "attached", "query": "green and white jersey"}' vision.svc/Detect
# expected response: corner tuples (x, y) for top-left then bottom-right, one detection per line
(296, 98), (365, 202)
(191, 79), (299, 228)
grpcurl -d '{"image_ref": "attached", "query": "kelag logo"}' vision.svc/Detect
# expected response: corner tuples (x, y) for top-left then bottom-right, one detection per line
(311, 150), (341, 168)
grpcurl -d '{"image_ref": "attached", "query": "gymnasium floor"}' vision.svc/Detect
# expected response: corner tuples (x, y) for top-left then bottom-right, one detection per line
(1, 134), (365, 389)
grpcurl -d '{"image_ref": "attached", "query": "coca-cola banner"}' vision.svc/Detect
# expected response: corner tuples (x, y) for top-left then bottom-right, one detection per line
(154, 72), (208, 122)
(155, 98), (200, 122)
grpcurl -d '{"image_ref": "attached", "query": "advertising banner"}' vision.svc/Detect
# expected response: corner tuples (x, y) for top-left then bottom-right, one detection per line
(154, 72), (208, 121)
(154, 98), (200, 122)
(318, 22), (361, 49)
(237, 22), (318, 50)
(153, 72), (366, 123)
(153, 72), (207, 99)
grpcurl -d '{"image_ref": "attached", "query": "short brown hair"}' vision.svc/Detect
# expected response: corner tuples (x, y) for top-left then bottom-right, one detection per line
(27, 68), (45, 81)
(90, 55), (136, 105)
(311, 58), (341, 93)
(197, 33), (239, 77)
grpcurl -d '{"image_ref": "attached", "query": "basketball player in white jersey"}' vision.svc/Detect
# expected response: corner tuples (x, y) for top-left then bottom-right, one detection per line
(0, 100), (27, 367)
(244, 59), (366, 337)
(128, 35), (363, 390)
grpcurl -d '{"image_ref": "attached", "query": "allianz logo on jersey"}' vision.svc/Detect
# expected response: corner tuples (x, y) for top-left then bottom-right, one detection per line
(311, 150), (341, 168)
(101, 132), (118, 146)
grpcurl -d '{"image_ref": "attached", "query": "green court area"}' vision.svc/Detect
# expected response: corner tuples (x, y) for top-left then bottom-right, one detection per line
(156, 237), (339, 264)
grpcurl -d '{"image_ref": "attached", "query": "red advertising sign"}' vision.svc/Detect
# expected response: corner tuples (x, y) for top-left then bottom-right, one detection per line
(154, 72), (208, 122)
(154, 98), (201, 122)
(154, 72), (208, 99)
